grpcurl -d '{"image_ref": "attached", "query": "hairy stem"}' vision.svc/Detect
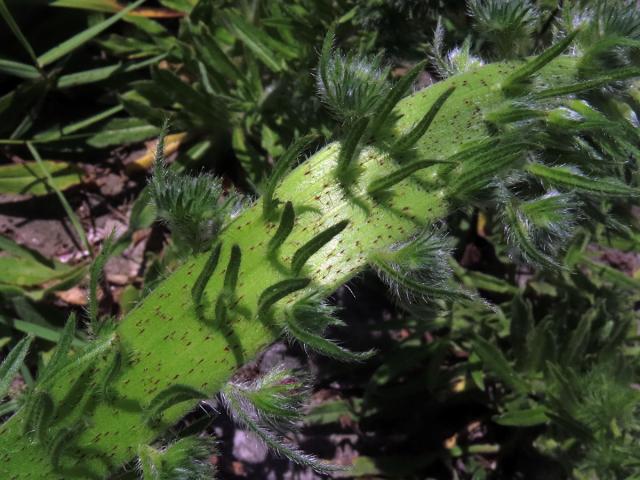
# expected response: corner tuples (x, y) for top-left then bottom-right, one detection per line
(0, 56), (584, 479)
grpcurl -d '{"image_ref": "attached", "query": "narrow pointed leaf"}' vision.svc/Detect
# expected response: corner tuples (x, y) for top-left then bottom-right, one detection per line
(42, 313), (76, 380)
(504, 203), (560, 270)
(88, 234), (116, 328)
(368, 159), (453, 195)
(336, 117), (368, 180)
(372, 257), (467, 301)
(0, 58), (39, 79)
(368, 60), (427, 137)
(526, 163), (638, 197)
(222, 388), (340, 474)
(144, 384), (207, 425)
(319, 26), (335, 97)
(48, 425), (82, 468)
(38, 0), (145, 67)
(223, 245), (241, 294)
(494, 407), (548, 427)
(223, 12), (286, 72)
(98, 350), (122, 403)
(191, 243), (222, 310)
(473, 335), (527, 393)
(22, 391), (54, 443)
(533, 66), (640, 99)
(0, 334), (33, 398)
(284, 312), (373, 361)
(503, 31), (579, 94)
(263, 134), (316, 219)
(40, 333), (117, 388)
(258, 278), (311, 316)
(268, 201), (295, 253)
(392, 86), (456, 151)
(291, 220), (348, 274)
(0, 0), (39, 66)
(27, 142), (91, 254)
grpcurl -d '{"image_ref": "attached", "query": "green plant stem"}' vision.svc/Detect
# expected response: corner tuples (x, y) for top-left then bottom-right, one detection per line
(0, 56), (587, 478)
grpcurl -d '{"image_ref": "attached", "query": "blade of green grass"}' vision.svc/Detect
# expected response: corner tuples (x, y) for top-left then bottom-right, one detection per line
(0, 334), (33, 397)
(223, 11), (285, 72)
(32, 105), (123, 142)
(57, 54), (164, 89)
(0, 400), (19, 416)
(0, 313), (85, 347)
(37, 0), (146, 67)
(0, 57), (40, 79)
(0, 0), (40, 68)
(26, 142), (92, 256)
(50, 0), (121, 13)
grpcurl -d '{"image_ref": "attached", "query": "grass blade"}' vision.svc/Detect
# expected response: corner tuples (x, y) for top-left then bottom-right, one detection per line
(0, 334), (33, 398)
(26, 142), (92, 255)
(0, 57), (40, 79)
(0, 0), (39, 67)
(37, 0), (145, 67)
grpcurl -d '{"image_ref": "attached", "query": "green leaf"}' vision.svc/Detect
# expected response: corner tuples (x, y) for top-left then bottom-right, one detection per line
(27, 143), (91, 254)
(258, 278), (310, 316)
(504, 202), (560, 270)
(158, 0), (195, 12)
(583, 257), (640, 291)
(0, 160), (82, 196)
(88, 235), (117, 330)
(194, 23), (242, 82)
(503, 31), (579, 94)
(284, 308), (374, 362)
(0, 236), (77, 288)
(37, 0), (146, 67)
(336, 117), (369, 181)
(263, 134), (317, 219)
(563, 311), (593, 365)
(223, 245), (241, 295)
(32, 105), (123, 142)
(510, 294), (534, 366)
(42, 314), (76, 378)
(291, 220), (349, 274)
(392, 86), (456, 152)
(137, 436), (215, 480)
(473, 335), (527, 393)
(223, 12), (285, 72)
(57, 64), (120, 88)
(524, 318), (555, 372)
(39, 333), (117, 388)
(0, 0), (39, 67)
(151, 68), (226, 126)
(50, 0), (122, 13)
(22, 391), (54, 443)
(0, 57), (39, 79)
(0, 334), (33, 398)
(192, 243), (222, 312)
(367, 159), (453, 195)
(526, 163), (638, 198)
(87, 117), (160, 148)
(304, 399), (356, 426)
(268, 201), (295, 253)
(368, 60), (427, 137)
(143, 384), (207, 425)
(0, 313), (84, 346)
(458, 268), (518, 295)
(494, 407), (548, 427)
(222, 382), (339, 474)
(533, 66), (640, 99)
